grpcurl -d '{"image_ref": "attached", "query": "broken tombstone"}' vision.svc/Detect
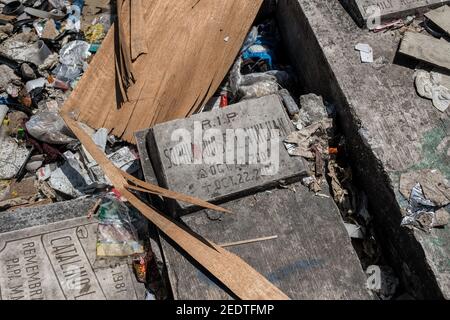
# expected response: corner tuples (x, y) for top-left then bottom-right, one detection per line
(0, 198), (147, 300)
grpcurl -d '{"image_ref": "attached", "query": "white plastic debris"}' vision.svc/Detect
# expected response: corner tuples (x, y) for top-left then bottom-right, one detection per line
(401, 183), (437, 228)
(37, 164), (57, 181)
(355, 43), (374, 63)
(344, 223), (364, 239)
(415, 69), (450, 112)
(59, 40), (91, 67)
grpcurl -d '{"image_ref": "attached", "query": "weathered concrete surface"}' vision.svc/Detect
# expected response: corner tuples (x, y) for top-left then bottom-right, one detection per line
(340, 0), (450, 27)
(148, 94), (307, 213)
(159, 182), (372, 300)
(0, 199), (146, 300)
(277, 0), (450, 298)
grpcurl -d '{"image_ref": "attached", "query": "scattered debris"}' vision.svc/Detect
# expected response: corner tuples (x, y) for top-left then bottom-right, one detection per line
(400, 169), (450, 208)
(96, 196), (145, 257)
(284, 119), (332, 159)
(400, 169), (450, 229)
(219, 235), (278, 248)
(414, 69), (450, 112)
(355, 43), (374, 63)
(399, 31), (450, 72)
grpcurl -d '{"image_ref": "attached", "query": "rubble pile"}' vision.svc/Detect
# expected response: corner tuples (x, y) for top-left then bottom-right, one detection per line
(0, 0), (118, 207)
(0, 0), (163, 300)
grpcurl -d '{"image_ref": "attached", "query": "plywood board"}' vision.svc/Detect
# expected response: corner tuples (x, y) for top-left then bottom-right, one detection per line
(62, 0), (263, 143)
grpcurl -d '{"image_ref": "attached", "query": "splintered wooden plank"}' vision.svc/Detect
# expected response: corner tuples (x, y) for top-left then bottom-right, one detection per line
(399, 31), (450, 71)
(62, 0), (263, 143)
(425, 5), (450, 35)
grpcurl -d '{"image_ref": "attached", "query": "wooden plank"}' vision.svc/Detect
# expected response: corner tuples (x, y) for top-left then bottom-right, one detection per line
(399, 31), (450, 72)
(62, 0), (263, 143)
(425, 5), (450, 35)
(159, 183), (372, 300)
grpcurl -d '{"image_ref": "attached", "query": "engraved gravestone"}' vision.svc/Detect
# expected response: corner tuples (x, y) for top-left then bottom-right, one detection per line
(0, 199), (146, 300)
(340, 0), (450, 27)
(146, 94), (307, 211)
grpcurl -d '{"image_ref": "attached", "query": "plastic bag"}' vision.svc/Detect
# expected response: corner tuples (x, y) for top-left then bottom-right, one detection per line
(240, 26), (258, 54)
(96, 196), (145, 257)
(59, 40), (91, 67)
(25, 111), (76, 144)
(48, 0), (66, 9)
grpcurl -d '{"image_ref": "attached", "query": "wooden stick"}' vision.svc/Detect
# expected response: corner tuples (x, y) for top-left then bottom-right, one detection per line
(219, 236), (278, 248)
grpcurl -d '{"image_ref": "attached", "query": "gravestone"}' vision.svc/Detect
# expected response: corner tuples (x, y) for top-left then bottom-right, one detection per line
(136, 129), (372, 300)
(0, 199), (146, 300)
(340, 0), (450, 27)
(147, 94), (308, 213)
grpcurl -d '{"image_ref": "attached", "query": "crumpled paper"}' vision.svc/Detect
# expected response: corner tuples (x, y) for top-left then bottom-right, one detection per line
(284, 119), (332, 159)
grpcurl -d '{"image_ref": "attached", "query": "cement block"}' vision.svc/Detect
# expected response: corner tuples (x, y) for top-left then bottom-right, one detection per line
(147, 94), (307, 212)
(0, 199), (146, 300)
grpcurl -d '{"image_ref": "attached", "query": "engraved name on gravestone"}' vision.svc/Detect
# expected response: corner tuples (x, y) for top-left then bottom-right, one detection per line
(0, 215), (144, 300)
(147, 94), (307, 210)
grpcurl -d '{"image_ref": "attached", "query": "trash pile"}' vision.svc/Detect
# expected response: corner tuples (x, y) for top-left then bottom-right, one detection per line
(0, 0), (117, 209)
(0, 0), (165, 300)
(200, 19), (297, 112)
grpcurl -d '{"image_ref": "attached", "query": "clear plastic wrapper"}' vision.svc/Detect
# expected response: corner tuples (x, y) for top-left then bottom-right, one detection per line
(25, 111), (76, 144)
(96, 196), (145, 257)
